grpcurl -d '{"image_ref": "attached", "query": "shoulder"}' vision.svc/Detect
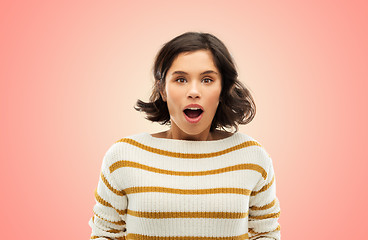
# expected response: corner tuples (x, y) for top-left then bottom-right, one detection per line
(235, 132), (274, 168)
(102, 132), (148, 164)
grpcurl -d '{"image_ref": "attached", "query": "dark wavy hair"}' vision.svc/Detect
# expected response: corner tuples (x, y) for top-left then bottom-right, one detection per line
(134, 31), (256, 132)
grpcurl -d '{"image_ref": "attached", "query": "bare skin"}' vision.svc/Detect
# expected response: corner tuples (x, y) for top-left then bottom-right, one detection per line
(152, 50), (233, 141)
(151, 129), (233, 141)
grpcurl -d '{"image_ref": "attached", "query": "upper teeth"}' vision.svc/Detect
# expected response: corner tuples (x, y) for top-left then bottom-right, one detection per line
(187, 107), (201, 110)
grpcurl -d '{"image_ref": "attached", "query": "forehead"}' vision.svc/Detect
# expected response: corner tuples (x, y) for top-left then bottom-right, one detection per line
(168, 50), (219, 73)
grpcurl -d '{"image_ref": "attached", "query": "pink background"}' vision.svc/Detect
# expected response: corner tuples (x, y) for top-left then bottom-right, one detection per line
(1, 1), (367, 239)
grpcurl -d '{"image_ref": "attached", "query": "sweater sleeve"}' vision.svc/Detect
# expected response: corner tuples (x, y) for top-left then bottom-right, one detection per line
(89, 149), (128, 240)
(248, 155), (281, 240)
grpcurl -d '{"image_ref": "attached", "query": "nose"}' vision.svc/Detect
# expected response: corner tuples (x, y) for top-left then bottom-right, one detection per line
(187, 81), (201, 99)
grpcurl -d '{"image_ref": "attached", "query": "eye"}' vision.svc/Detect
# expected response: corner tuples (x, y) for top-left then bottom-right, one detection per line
(175, 77), (187, 83)
(202, 78), (213, 84)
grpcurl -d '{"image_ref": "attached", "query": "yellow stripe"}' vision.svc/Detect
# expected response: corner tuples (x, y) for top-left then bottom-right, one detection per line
(250, 176), (274, 196)
(249, 211), (280, 220)
(107, 229), (122, 233)
(91, 236), (125, 240)
(127, 209), (248, 219)
(250, 198), (276, 211)
(248, 224), (281, 236)
(101, 172), (127, 196)
(95, 188), (112, 208)
(94, 188), (127, 215)
(248, 228), (256, 235)
(93, 210), (125, 225)
(124, 186), (252, 196)
(125, 233), (248, 240)
(110, 160), (267, 180)
(116, 138), (261, 159)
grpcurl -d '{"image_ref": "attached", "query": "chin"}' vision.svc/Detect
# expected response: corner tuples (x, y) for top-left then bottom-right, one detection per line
(182, 126), (208, 136)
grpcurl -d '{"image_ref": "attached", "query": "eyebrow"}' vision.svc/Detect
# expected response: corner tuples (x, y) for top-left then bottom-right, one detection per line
(171, 70), (219, 76)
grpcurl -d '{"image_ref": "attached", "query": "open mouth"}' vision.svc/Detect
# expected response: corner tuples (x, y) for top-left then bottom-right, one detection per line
(183, 108), (203, 119)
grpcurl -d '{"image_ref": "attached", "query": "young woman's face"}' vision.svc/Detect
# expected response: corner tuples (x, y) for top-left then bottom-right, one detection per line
(161, 49), (222, 139)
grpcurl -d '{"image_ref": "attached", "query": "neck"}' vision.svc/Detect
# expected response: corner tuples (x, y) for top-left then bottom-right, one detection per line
(165, 126), (213, 141)
(166, 130), (212, 141)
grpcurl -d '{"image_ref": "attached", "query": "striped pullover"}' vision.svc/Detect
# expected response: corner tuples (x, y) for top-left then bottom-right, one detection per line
(89, 132), (281, 240)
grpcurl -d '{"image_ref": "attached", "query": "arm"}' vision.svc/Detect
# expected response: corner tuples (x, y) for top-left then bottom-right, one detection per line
(89, 152), (128, 240)
(248, 156), (281, 240)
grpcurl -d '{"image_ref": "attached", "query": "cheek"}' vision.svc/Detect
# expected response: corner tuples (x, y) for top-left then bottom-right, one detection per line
(165, 86), (182, 111)
(207, 89), (221, 112)
(166, 84), (178, 99)
(209, 89), (221, 102)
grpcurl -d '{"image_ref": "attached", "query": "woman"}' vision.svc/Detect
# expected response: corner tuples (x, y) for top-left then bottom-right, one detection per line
(89, 32), (281, 239)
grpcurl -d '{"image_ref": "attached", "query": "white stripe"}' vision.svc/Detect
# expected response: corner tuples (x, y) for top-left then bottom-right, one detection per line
(127, 192), (250, 213)
(126, 216), (248, 237)
(110, 145), (269, 172)
(113, 167), (261, 191)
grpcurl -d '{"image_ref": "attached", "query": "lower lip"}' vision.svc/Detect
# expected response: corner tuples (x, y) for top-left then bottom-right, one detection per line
(183, 111), (203, 124)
